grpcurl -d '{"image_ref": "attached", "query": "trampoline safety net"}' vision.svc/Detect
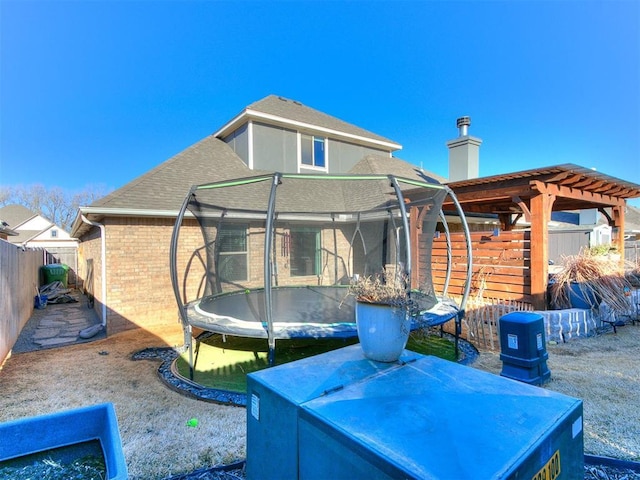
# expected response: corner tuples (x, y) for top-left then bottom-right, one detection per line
(169, 173), (471, 364)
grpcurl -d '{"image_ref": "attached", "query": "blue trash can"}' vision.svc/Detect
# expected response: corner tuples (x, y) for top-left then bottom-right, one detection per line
(499, 312), (550, 386)
(34, 294), (48, 309)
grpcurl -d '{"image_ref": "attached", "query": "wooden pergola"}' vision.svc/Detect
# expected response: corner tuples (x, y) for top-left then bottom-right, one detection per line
(443, 164), (640, 309)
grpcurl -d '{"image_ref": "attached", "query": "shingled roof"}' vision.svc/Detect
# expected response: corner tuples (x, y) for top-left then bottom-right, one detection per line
(0, 204), (41, 243)
(71, 136), (254, 237)
(187, 172), (447, 225)
(72, 97), (437, 238)
(90, 136), (253, 211)
(216, 95), (401, 151)
(0, 204), (37, 228)
(349, 154), (446, 184)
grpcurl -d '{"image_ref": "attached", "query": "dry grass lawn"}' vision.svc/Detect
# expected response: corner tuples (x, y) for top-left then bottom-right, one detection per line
(471, 324), (640, 462)
(0, 322), (638, 479)
(0, 325), (246, 480)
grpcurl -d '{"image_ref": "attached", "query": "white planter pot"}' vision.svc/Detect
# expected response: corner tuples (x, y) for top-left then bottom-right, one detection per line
(355, 302), (410, 362)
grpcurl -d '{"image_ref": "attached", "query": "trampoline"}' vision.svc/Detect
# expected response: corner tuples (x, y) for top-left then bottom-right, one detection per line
(170, 173), (472, 375)
(186, 285), (462, 340)
(188, 285), (356, 339)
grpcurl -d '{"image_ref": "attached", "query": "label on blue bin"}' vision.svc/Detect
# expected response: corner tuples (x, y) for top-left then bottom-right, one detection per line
(251, 393), (260, 421)
(537, 333), (543, 350)
(507, 334), (518, 350)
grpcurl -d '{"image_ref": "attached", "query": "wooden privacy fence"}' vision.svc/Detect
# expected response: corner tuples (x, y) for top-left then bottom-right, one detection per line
(420, 229), (534, 351)
(427, 229), (532, 303)
(0, 240), (43, 364)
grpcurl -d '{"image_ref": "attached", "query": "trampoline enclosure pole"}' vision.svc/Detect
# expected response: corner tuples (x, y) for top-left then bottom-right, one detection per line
(388, 176), (412, 288)
(445, 186), (473, 359)
(264, 173), (280, 366)
(170, 187), (197, 378)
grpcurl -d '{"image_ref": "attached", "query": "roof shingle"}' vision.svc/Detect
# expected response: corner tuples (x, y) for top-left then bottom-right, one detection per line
(221, 95), (401, 148)
(90, 136), (253, 211)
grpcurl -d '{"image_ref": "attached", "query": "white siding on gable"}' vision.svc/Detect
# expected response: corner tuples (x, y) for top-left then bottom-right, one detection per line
(30, 226), (78, 248)
(19, 216), (51, 231)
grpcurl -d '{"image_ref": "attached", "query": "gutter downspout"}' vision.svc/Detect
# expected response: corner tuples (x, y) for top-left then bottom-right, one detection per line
(81, 215), (107, 327)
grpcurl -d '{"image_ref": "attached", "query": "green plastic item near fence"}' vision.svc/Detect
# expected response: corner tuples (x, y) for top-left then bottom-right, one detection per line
(42, 264), (70, 287)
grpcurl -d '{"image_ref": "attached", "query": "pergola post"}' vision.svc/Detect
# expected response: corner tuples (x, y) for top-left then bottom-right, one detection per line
(530, 192), (555, 310)
(612, 205), (626, 267)
(498, 213), (513, 231)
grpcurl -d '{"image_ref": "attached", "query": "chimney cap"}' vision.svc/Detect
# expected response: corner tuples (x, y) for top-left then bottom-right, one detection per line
(456, 116), (471, 128)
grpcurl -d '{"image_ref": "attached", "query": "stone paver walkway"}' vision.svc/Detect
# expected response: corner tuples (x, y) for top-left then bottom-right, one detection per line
(12, 290), (105, 354)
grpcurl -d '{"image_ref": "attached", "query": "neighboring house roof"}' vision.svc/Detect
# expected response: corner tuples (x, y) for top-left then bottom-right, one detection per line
(0, 204), (75, 246)
(0, 204), (37, 229)
(7, 228), (46, 244)
(215, 95), (402, 152)
(0, 204), (43, 243)
(0, 220), (18, 237)
(625, 205), (640, 233)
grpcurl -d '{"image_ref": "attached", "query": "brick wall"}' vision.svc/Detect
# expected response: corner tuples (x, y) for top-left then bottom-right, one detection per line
(77, 217), (206, 335)
(106, 217), (217, 334)
(77, 217), (359, 336)
(77, 227), (103, 317)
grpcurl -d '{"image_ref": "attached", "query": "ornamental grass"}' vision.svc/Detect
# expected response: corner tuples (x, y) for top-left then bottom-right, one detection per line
(549, 249), (632, 312)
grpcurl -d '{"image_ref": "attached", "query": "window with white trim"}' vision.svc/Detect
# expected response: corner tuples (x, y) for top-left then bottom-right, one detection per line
(50, 229), (58, 238)
(300, 134), (326, 169)
(290, 227), (321, 276)
(217, 225), (248, 282)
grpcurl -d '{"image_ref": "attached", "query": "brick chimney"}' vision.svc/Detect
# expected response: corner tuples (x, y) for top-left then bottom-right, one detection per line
(447, 116), (482, 181)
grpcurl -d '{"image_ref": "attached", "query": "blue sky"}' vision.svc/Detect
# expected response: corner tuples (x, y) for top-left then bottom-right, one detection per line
(1, 1), (639, 206)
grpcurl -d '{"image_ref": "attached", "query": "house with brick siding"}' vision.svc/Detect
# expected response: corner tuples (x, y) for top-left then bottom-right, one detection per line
(70, 95), (437, 335)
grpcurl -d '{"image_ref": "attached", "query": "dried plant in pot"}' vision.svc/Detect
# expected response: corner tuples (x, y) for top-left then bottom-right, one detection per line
(347, 270), (418, 362)
(549, 249), (631, 312)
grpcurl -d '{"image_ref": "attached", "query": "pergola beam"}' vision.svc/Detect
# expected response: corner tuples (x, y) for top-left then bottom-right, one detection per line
(531, 180), (627, 207)
(444, 164), (640, 311)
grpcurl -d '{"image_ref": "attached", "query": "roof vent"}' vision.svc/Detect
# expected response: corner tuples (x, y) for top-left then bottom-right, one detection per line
(456, 116), (471, 137)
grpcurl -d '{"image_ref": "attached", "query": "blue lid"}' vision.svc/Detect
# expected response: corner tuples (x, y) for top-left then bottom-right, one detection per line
(500, 311), (544, 324)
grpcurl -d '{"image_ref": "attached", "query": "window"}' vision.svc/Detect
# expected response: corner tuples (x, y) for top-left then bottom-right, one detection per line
(217, 225), (248, 282)
(50, 230), (58, 238)
(300, 134), (326, 168)
(290, 227), (321, 276)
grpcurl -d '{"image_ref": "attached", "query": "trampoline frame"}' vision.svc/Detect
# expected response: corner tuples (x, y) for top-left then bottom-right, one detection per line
(170, 173), (473, 375)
